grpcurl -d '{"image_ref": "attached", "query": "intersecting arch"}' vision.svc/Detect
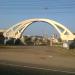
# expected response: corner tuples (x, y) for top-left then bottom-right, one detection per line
(3, 18), (75, 41)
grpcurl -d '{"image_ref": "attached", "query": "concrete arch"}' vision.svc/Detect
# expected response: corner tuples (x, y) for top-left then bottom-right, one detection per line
(3, 18), (75, 41)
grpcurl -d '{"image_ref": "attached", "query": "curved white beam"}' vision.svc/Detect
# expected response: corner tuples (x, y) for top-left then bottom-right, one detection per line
(3, 18), (75, 41)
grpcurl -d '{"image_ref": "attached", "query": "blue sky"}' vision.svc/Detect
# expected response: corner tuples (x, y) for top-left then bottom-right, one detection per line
(0, 0), (75, 36)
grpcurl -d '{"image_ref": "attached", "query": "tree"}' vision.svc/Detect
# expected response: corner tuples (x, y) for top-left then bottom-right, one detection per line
(24, 37), (33, 45)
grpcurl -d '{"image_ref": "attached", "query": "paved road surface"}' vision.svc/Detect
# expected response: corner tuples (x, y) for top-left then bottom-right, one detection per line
(0, 46), (75, 74)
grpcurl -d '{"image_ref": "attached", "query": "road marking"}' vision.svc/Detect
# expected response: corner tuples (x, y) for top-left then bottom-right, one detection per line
(0, 62), (75, 74)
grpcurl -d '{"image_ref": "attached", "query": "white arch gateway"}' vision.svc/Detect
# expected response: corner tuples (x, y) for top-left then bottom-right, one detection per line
(3, 18), (75, 41)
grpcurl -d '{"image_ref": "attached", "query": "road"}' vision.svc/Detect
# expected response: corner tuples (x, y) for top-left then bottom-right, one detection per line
(0, 46), (75, 74)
